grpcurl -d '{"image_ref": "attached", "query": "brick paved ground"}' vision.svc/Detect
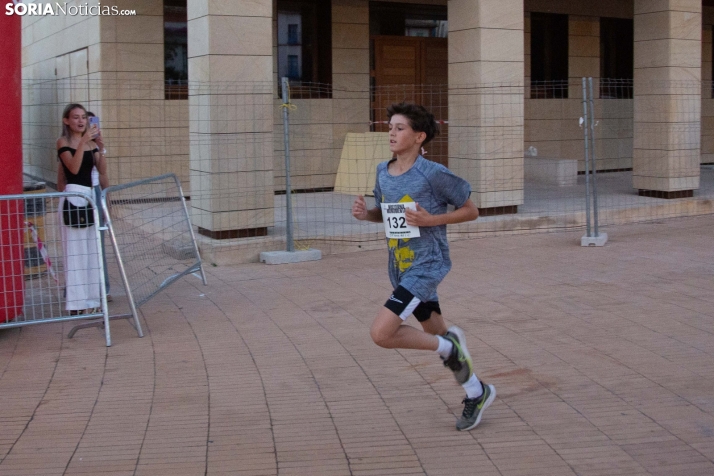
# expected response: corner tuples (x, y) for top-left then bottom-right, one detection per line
(1, 216), (713, 475)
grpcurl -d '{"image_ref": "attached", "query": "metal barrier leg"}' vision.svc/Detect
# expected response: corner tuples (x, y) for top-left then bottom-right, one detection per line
(105, 209), (144, 338)
(68, 317), (104, 339)
(176, 178), (208, 286)
(68, 313), (137, 339)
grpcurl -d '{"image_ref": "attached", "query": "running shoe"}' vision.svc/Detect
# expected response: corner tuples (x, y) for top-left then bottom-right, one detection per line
(456, 383), (496, 431)
(442, 326), (473, 384)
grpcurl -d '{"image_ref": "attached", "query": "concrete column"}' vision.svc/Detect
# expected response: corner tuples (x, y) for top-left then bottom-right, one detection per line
(331, 0), (370, 142)
(448, 0), (524, 215)
(633, 0), (701, 198)
(188, 0), (275, 238)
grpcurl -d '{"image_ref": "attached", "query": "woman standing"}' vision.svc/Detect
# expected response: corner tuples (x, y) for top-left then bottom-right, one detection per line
(56, 103), (106, 314)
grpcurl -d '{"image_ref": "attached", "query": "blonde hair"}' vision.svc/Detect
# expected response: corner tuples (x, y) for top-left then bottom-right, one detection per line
(61, 103), (87, 140)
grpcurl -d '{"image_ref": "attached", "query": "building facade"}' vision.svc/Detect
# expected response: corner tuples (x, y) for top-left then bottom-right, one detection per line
(21, 0), (714, 237)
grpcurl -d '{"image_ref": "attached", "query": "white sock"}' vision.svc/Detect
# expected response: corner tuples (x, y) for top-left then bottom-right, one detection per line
(435, 335), (453, 359)
(463, 374), (484, 399)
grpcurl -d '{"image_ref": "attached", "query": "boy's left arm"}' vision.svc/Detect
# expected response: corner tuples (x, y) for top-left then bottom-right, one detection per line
(405, 198), (479, 227)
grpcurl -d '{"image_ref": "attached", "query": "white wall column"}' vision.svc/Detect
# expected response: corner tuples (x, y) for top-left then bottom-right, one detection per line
(448, 0), (525, 214)
(633, 0), (701, 198)
(188, 0), (275, 238)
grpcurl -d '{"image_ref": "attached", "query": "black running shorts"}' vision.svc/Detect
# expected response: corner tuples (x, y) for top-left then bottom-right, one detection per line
(384, 285), (441, 322)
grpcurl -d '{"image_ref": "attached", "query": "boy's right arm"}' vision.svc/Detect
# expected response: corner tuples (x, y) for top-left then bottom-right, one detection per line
(352, 195), (382, 223)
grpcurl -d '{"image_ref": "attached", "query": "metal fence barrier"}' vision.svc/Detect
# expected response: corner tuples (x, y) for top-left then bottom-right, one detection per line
(0, 191), (113, 345)
(0, 176), (204, 346)
(19, 78), (714, 260)
(102, 173), (206, 316)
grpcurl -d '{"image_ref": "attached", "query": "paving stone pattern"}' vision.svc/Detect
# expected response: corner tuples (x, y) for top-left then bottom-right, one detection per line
(0, 216), (713, 475)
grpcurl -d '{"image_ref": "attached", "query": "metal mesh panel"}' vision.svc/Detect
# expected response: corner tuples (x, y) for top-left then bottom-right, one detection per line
(0, 191), (111, 345)
(103, 173), (205, 307)
(18, 78), (714, 260)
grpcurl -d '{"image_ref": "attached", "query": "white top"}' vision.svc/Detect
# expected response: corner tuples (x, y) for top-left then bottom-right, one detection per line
(91, 166), (99, 187)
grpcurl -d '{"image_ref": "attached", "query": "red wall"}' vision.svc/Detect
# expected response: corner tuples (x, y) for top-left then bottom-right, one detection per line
(0, 13), (25, 322)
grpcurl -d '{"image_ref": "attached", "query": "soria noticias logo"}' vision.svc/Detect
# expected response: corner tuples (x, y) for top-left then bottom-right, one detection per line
(5, 0), (136, 16)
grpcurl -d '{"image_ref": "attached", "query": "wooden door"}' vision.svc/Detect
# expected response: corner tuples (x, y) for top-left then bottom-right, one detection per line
(372, 36), (448, 166)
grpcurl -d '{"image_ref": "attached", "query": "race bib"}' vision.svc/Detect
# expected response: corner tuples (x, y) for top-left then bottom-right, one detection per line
(381, 202), (420, 239)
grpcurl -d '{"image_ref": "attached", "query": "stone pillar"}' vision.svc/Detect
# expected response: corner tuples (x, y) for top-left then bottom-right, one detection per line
(633, 0), (701, 198)
(448, 0), (524, 215)
(188, 0), (274, 238)
(331, 0), (370, 140)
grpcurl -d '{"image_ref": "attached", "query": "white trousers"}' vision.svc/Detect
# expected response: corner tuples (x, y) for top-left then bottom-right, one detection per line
(60, 184), (101, 311)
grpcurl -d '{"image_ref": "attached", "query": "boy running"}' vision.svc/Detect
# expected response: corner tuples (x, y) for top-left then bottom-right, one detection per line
(351, 103), (495, 431)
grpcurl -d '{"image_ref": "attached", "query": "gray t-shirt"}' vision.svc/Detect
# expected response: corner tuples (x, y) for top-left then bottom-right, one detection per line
(374, 155), (471, 302)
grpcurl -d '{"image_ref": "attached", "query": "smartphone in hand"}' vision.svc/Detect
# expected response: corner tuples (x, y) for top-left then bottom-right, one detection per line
(89, 116), (100, 138)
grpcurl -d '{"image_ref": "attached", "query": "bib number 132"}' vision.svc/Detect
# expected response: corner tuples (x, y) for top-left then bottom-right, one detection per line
(388, 216), (407, 229)
(381, 202), (420, 239)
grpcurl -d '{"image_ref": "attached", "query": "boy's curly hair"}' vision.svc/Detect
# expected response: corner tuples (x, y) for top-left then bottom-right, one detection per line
(386, 102), (439, 146)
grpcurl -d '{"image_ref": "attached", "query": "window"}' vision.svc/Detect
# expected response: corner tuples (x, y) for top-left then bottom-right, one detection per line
(287, 24), (299, 45)
(404, 19), (447, 38)
(370, 2), (447, 38)
(287, 55), (300, 79)
(530, 13), (568, 99)
(164, 0), (187, 100)
(600, 18), (633, 99)
(277, 0), (332, 98)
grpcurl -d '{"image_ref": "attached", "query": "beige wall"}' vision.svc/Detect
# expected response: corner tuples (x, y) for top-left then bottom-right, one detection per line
(524, 0), (709, 177)
(102, 1), (189, 190)
(22, 10), (101, 184)
(20, 0), (712, 203)
(22, 1), (190, 192)
(272, 0), (370, 192)
(524, 7), (633, 172)
(21, 0), (371, 200)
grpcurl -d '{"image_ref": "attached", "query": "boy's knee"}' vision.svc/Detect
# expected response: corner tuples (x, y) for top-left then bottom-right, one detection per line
(370, 323), (393, 348)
